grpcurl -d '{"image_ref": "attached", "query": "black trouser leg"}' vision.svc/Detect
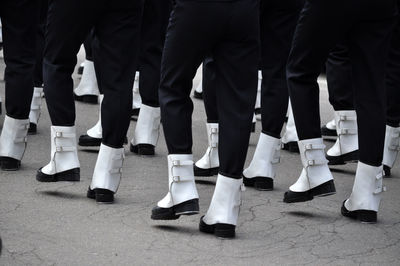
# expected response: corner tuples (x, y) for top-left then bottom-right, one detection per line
(350, 18), (394, 166)
(159, 1), (210, 155)
(213, 7), (259, 178)
(386, 15), (400, 128)
(33, 0), (47, 88)
(93, 1), (143, 148)
(160, 0), (259, 179)
(83, 29), (94, 61)
(260, 0), (302, 138)
(202, 57), (219, 123)
(326, 41), (354, 111)
(0, 0), (38, 119)
(138, 0), (171, 108)
(287, 1), (349, 140)
(43, 0), (97, 126)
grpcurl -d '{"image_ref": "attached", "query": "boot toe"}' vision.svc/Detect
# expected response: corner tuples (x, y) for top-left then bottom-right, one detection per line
(36, 167), (80, 182)
(28, 123), (37, 135)
(243, 175), (273, 191)
(130, 143), (155, 155)
(193, 165), (219, 176)
(341, 200), (377, 223)
(199, 216), (236, 239)
(0, 157), (21, 171)
(78, 134), (102, 147)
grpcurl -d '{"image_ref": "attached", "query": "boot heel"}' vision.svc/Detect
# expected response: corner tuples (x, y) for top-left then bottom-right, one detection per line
(0, 157), (21, 171)
(311, 180), (336, 197)
(174, 199), (199, 216)
(94, 188), (114, 204)
(57, 168), (81, 182)
(214, 223), (236, 239)
(383, 165), (391, 177)
(358, 210), (377, 224)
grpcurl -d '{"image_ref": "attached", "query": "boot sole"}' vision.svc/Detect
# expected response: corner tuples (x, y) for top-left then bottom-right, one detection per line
(194, 165), (219, 177)
(341, 201), (377, 223)
(0, 157), (21, 171)
(327, 150), (359, 165)
(28, 123), (37, 135)
(87, 187), (114, 203)
(36, 168), (80, 182)
(243, 175), (273, 191)
(283, 180), (336, 203)
(282, 142), (299, 153)
(79, 135), (102, 147)
(199, 216), (236, 239)
(151, 199), (199, 220)
(383, 165), (391, 178)
(74, 94), (98, 104)
(130, 144), (155, 156)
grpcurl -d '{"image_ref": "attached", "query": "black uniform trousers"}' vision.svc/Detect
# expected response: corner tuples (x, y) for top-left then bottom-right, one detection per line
(386, 10), (400, 128)
(33, 0), (47, 88)
(259, 0), (304, 138)
(202, 56), (219, 123)
(159, 0), (260, 179)
(325, 41), (354, 111)
(138, 0), (171, 108)
(0, 0), (38, 119)
(200, 0), (303, 139)
(44, 0), (143, 148)
(83, 29), (95, 62)
(287, 0), (397, 166)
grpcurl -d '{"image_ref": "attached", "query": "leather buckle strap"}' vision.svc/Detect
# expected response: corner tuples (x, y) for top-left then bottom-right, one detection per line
(210, 128), (218, 134)
(306, 158), (327, 167)
(172, 159), (193, 167)
(55, 132), (76, 138)
(55, 146), (76, 152)
(304, 143), (325, 151)
(172, 175), (193, 183)
(339, 115), (356, 121)
(338, 128), (357, 135)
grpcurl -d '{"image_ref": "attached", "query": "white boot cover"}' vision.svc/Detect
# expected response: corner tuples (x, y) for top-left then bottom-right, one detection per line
(90, 144), (124, 193)
(87, 95), (104, 139)
(74, 60), (100, 96)
(0, 116), (29, 160)
(382, 125), (400, 168)
(195, 80), (203, 94)
(203, 175), (244, 226)
(282, 102), (299, 144)
(131, 104), (160, 146)
(243, 133), (280, 179)
(157, 154), (199, 208)
(29, 87), (44, 125)
(195, 123), (219, 169)
(327, 110), (358, 156)
(345, 162), (384, 212)
(132, 72), (142, 109)
(326, 119), (336, 130)
(41, 126), (80, 175)
(290, 138), (333, 192)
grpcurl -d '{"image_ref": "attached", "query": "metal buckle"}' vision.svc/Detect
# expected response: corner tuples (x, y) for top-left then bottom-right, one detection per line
(211, 128), (218, 134)
(56, 132), (63, 138)
(172, 160), (180, 166)
(172, 176), (181, 182)
(56, 146), (63, 152)
(308, 160), (315, 166)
